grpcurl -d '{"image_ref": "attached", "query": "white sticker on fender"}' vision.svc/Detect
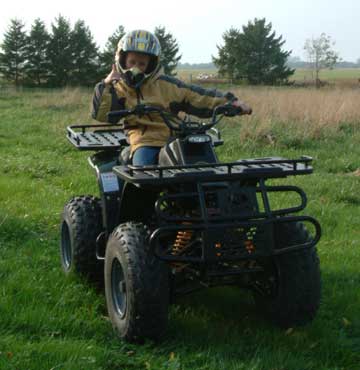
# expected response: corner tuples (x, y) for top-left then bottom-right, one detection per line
(100, 172), (119, 193)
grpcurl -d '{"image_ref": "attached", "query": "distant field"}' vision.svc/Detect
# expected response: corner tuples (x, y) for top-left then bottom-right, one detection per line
(293, 68), (360, 81)
(177, 68), (218, 82)
(177, 67), (360, 87)
(0, 87), (359, 370)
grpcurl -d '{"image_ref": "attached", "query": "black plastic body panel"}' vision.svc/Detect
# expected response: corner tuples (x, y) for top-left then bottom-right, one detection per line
(88, 151), (123, 235)
(159, 137), (218, 166)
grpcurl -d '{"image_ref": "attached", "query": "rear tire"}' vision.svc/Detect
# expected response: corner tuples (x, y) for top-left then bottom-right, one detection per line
(60, 195), (103, 284)
(253, 222), (321, 328)
(104, 222), (169, 343)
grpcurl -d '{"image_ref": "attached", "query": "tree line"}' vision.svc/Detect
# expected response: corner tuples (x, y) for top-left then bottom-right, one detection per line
(0, 16), (181, 87)
(287, 56), (360, 69)
(0, 16), (343, 87)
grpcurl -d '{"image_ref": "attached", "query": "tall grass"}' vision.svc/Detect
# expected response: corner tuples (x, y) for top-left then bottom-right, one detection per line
(218, 87), (360, 145)
(231, 86), (360, 127)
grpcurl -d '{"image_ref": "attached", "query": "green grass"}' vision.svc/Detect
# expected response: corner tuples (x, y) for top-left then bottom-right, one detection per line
(0, 88), (359, 370)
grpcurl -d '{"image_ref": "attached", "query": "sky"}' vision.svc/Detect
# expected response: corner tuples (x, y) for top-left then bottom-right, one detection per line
(0, 0), (359, 64)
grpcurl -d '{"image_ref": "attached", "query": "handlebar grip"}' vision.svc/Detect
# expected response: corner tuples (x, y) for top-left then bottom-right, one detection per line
(230, 106), (243, 116)
(241, 106), (252, 115)
(222, 105), (252, 116)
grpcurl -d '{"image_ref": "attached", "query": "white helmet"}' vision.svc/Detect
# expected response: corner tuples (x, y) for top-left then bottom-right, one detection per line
(115, 30), (161, 87)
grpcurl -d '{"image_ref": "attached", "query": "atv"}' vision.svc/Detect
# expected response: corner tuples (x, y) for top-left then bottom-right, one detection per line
(60, 103), (321, 342)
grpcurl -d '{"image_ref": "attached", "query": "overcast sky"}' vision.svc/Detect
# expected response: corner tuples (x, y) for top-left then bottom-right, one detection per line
(1, 0), (359, 63)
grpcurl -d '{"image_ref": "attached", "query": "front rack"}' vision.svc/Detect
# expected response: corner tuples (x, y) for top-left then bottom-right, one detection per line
(147, 175), (321, 264)
(67, 124), (127, 150)
(113, 156), (313, 185)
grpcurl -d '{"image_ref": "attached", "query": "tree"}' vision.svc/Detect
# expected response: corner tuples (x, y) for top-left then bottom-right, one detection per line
(154, 26), (181, 75)
(0, 19), (28, 86)
(304, 33), (340, 87)
(98, 26), (125, 77)
(70, 20), (99, 85)
(24, 18), (50, 86)
(213, 28), (241, 80)
(47, 15), (73, 86)
(213, 18), (294, 85)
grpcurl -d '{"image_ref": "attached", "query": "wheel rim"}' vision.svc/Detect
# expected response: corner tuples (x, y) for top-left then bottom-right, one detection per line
(61, 221), (72, 270)
(111, 258), (127, 318)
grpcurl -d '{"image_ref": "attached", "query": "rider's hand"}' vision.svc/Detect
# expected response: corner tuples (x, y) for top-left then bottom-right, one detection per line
(232, 99), (252, 115)
(104, 64), (122, 86)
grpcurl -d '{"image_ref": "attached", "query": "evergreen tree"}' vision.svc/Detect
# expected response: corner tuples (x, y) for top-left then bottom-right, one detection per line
(98, 26), (125, 76)
(47, 15), (73, 87)
(214, 18), (294, 85)
(24, 18), (50, 86)
(213, 28), (241, 80)
(154, 26), (181, 76)
(0, 19), (28, 86)
(70, 20), (99, 85)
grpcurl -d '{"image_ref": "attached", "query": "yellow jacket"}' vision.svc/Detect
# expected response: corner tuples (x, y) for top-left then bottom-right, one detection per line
(92, 67), (236, 153)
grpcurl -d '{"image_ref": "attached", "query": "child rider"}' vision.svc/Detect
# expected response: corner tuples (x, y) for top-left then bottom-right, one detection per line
(92, 30), (252, 166)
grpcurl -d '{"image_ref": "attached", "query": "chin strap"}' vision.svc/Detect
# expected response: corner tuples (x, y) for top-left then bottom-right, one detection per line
(135, 87), (144, 104)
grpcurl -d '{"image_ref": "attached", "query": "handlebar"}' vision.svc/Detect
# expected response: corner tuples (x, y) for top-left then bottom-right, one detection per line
(107, 102), (250, 134)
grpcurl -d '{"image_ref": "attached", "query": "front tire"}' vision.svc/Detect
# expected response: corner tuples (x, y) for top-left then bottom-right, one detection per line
(105, 222), (169, 343)
(253, 222), (321, 328)
(60, 195), (103, 283)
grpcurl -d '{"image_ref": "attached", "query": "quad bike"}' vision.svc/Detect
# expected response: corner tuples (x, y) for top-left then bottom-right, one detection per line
(60, 103), (321, 342)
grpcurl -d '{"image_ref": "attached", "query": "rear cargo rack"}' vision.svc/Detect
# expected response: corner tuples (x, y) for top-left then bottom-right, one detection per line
(113, 156), (313, 184)
(67, 124), (127, 150)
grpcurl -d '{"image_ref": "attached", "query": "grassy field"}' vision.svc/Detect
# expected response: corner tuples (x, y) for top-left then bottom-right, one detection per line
(0, 86), (359, 370)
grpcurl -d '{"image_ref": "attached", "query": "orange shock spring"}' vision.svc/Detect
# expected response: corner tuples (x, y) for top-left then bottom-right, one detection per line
(172, 230), (193, 255)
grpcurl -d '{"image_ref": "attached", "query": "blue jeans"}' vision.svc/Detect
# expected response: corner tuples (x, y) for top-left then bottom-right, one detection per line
(132, 146), (160, 166)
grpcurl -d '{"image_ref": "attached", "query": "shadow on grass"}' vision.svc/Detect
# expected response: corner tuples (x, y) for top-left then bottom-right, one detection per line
(167, 286), (268, 342)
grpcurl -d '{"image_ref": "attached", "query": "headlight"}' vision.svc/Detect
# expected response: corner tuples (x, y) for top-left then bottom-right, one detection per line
(187, 135), (211, 144)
